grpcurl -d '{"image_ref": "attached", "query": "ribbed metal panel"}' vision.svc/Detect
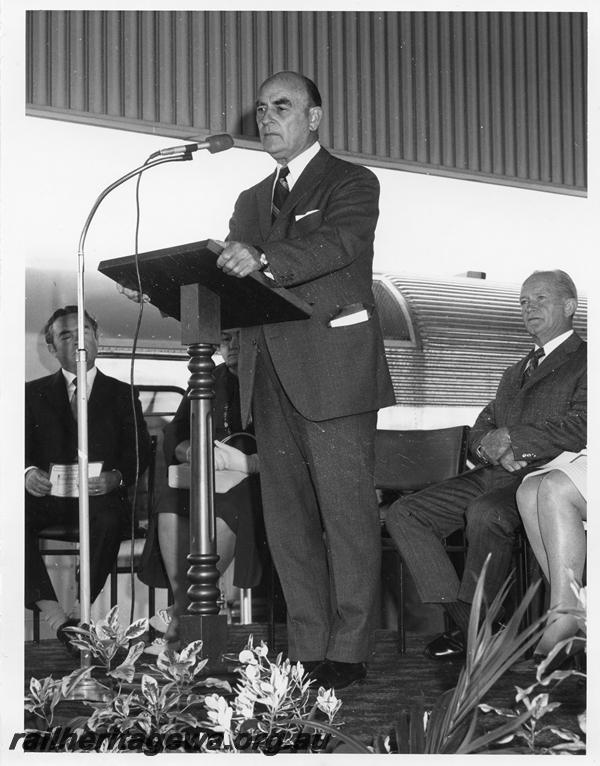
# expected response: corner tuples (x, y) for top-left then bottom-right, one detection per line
(26, 10), (586, 194)
(380, 274), (587, 407)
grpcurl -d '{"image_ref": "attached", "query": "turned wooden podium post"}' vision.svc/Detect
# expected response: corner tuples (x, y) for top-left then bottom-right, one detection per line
(98, 240), (311, 662)
(178, 281), (226, 656)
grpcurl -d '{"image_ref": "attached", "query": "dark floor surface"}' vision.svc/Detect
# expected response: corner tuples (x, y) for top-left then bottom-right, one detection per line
(24, 624), (586, 754)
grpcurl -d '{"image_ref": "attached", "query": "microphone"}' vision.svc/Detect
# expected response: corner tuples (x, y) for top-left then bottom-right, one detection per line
(152, 134), (234, 158)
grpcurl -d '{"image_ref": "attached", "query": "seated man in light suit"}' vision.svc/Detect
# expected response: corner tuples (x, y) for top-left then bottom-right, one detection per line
(25, 306), (151, 651)
(385, 270), (586, 660)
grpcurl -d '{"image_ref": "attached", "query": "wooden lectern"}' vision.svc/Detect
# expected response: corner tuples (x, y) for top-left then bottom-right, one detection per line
(98, 240), (311, 664)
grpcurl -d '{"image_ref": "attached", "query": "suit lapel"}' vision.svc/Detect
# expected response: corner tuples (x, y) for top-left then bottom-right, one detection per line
(43, 370), (71, 415)
(88, 370), (111, 415)
(285, 147), (330, 208)
(265, 148), (331, 240)
(521, 334), (582, 390)
(257, 174), (276, 240)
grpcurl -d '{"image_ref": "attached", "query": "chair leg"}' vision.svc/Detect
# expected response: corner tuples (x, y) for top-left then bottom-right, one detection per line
(110, 562), (118, 608)
(239, 588), (253, 624)
(397, 559), (406, 654)
(33, 608), (40, 644)
(148, 585), (155, 624)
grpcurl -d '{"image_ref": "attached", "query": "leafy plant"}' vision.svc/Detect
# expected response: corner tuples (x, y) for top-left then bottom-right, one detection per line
(303, 556), (585, 755)
(477, 578), (587, 754)
(23, 567), (585, 755)
(198, 635), (342, 752)
(422, 555), (550, 753)
(24, 668), (94, 730)
(24, 617), (343, 754)
(63, 604), (147, 676)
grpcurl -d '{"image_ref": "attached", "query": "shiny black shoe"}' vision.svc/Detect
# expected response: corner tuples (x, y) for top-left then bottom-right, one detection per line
(423, 629), (465, 660)
(56, 619), (81, 657)
(309, 659), (367, 690)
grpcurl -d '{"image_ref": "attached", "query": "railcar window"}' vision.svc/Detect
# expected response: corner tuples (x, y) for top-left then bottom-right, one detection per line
(372, 279), (416, 346)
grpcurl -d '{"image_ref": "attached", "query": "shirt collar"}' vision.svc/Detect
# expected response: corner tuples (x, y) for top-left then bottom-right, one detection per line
(276, 141), (321, 191)
(536, 329), (574, 361)
(62, 366), (98, 392)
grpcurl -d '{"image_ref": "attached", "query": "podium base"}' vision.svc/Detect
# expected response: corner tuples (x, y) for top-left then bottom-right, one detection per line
(179, 613), (228, 671)
(65, 676), (112, 702)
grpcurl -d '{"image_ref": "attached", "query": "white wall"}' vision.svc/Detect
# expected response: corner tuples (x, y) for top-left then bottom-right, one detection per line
(17, 114), (594, 388)
(17, 115), (595, 288)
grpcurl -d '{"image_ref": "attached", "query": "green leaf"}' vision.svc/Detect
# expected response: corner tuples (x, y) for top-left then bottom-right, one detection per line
(108, 664), (136, 683)
(179, 639), (204, 661)
(456, 708), (534, 754)
(106, 604), (120, 629)
(29, 677), (42, 697)
(141, 674), (159, 704)
(123, 618), (149, 641)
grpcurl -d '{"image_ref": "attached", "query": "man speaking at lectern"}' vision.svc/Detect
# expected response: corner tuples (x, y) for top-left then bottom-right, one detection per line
(216, 71), (395, 689)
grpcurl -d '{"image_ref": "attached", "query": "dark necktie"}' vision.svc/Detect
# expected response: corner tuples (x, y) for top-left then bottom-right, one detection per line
(70, 379), (78, 420)
(521, 347), (545, 386)
(271, 166), (290, 222)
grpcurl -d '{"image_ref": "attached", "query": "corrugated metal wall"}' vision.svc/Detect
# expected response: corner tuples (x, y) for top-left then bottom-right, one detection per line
(26, 10), (586, 195)
(383, 275), (587, 406)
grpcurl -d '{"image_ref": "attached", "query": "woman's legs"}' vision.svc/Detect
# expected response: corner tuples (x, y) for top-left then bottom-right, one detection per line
(534, 471), (586, 655)
(157, 513), (188, 643)
(215, 517), (236, 575)
(516, 476), (550, 580)
(157, 513), (237, 643)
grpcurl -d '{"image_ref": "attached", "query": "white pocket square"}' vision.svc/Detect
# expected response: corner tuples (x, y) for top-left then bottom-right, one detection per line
(295, 209), (320, 221)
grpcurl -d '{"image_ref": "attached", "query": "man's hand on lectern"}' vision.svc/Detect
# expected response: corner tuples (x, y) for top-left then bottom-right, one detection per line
(216, 241), (262, 278)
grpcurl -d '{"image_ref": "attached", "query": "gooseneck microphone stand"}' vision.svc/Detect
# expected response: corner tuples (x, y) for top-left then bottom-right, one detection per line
(69, 152), (193, 700)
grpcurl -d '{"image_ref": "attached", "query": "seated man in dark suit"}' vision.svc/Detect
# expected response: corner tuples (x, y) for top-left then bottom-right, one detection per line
(385, 270), (587, 660)
(25, 305), (151, 649)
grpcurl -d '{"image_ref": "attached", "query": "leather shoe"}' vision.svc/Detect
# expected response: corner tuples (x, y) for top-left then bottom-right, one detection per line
(309, 659), (367, 690)
(56, 619), (81, 657)
(424, 629), (465, 660)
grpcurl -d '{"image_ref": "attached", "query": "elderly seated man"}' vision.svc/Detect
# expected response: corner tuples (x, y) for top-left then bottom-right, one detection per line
(25, 306), (151, 651)
(384, 270), (586, 660)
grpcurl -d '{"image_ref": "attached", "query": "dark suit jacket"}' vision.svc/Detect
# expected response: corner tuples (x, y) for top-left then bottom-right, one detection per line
(469, 333), (587, 470)
(228, 147), (396, 424)
(25, 369), (151, 487)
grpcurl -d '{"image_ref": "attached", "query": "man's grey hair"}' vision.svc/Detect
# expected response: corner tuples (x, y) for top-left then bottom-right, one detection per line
(525, 270), (578, 301)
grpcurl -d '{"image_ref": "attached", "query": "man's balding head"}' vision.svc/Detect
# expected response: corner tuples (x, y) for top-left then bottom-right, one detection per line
(255, 71), (323, 164)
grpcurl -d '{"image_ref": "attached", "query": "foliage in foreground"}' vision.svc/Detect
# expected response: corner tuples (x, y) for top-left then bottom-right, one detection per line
(24, 562), (586, 754)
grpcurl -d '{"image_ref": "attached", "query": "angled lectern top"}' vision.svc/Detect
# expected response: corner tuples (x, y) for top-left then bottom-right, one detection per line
(97, 239), (311, 327)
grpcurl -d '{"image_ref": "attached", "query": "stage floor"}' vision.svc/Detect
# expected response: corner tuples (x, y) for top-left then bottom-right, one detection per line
(24, 624), (585, 753)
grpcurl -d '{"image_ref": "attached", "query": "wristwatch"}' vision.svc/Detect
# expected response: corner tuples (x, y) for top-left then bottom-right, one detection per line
(475, 444), (488, 463)
(257, 249), (269, 271)
(112, 469), (125, 487)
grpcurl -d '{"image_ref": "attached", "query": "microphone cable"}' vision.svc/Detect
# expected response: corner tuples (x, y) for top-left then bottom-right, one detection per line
(124, 157), (153, 627)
